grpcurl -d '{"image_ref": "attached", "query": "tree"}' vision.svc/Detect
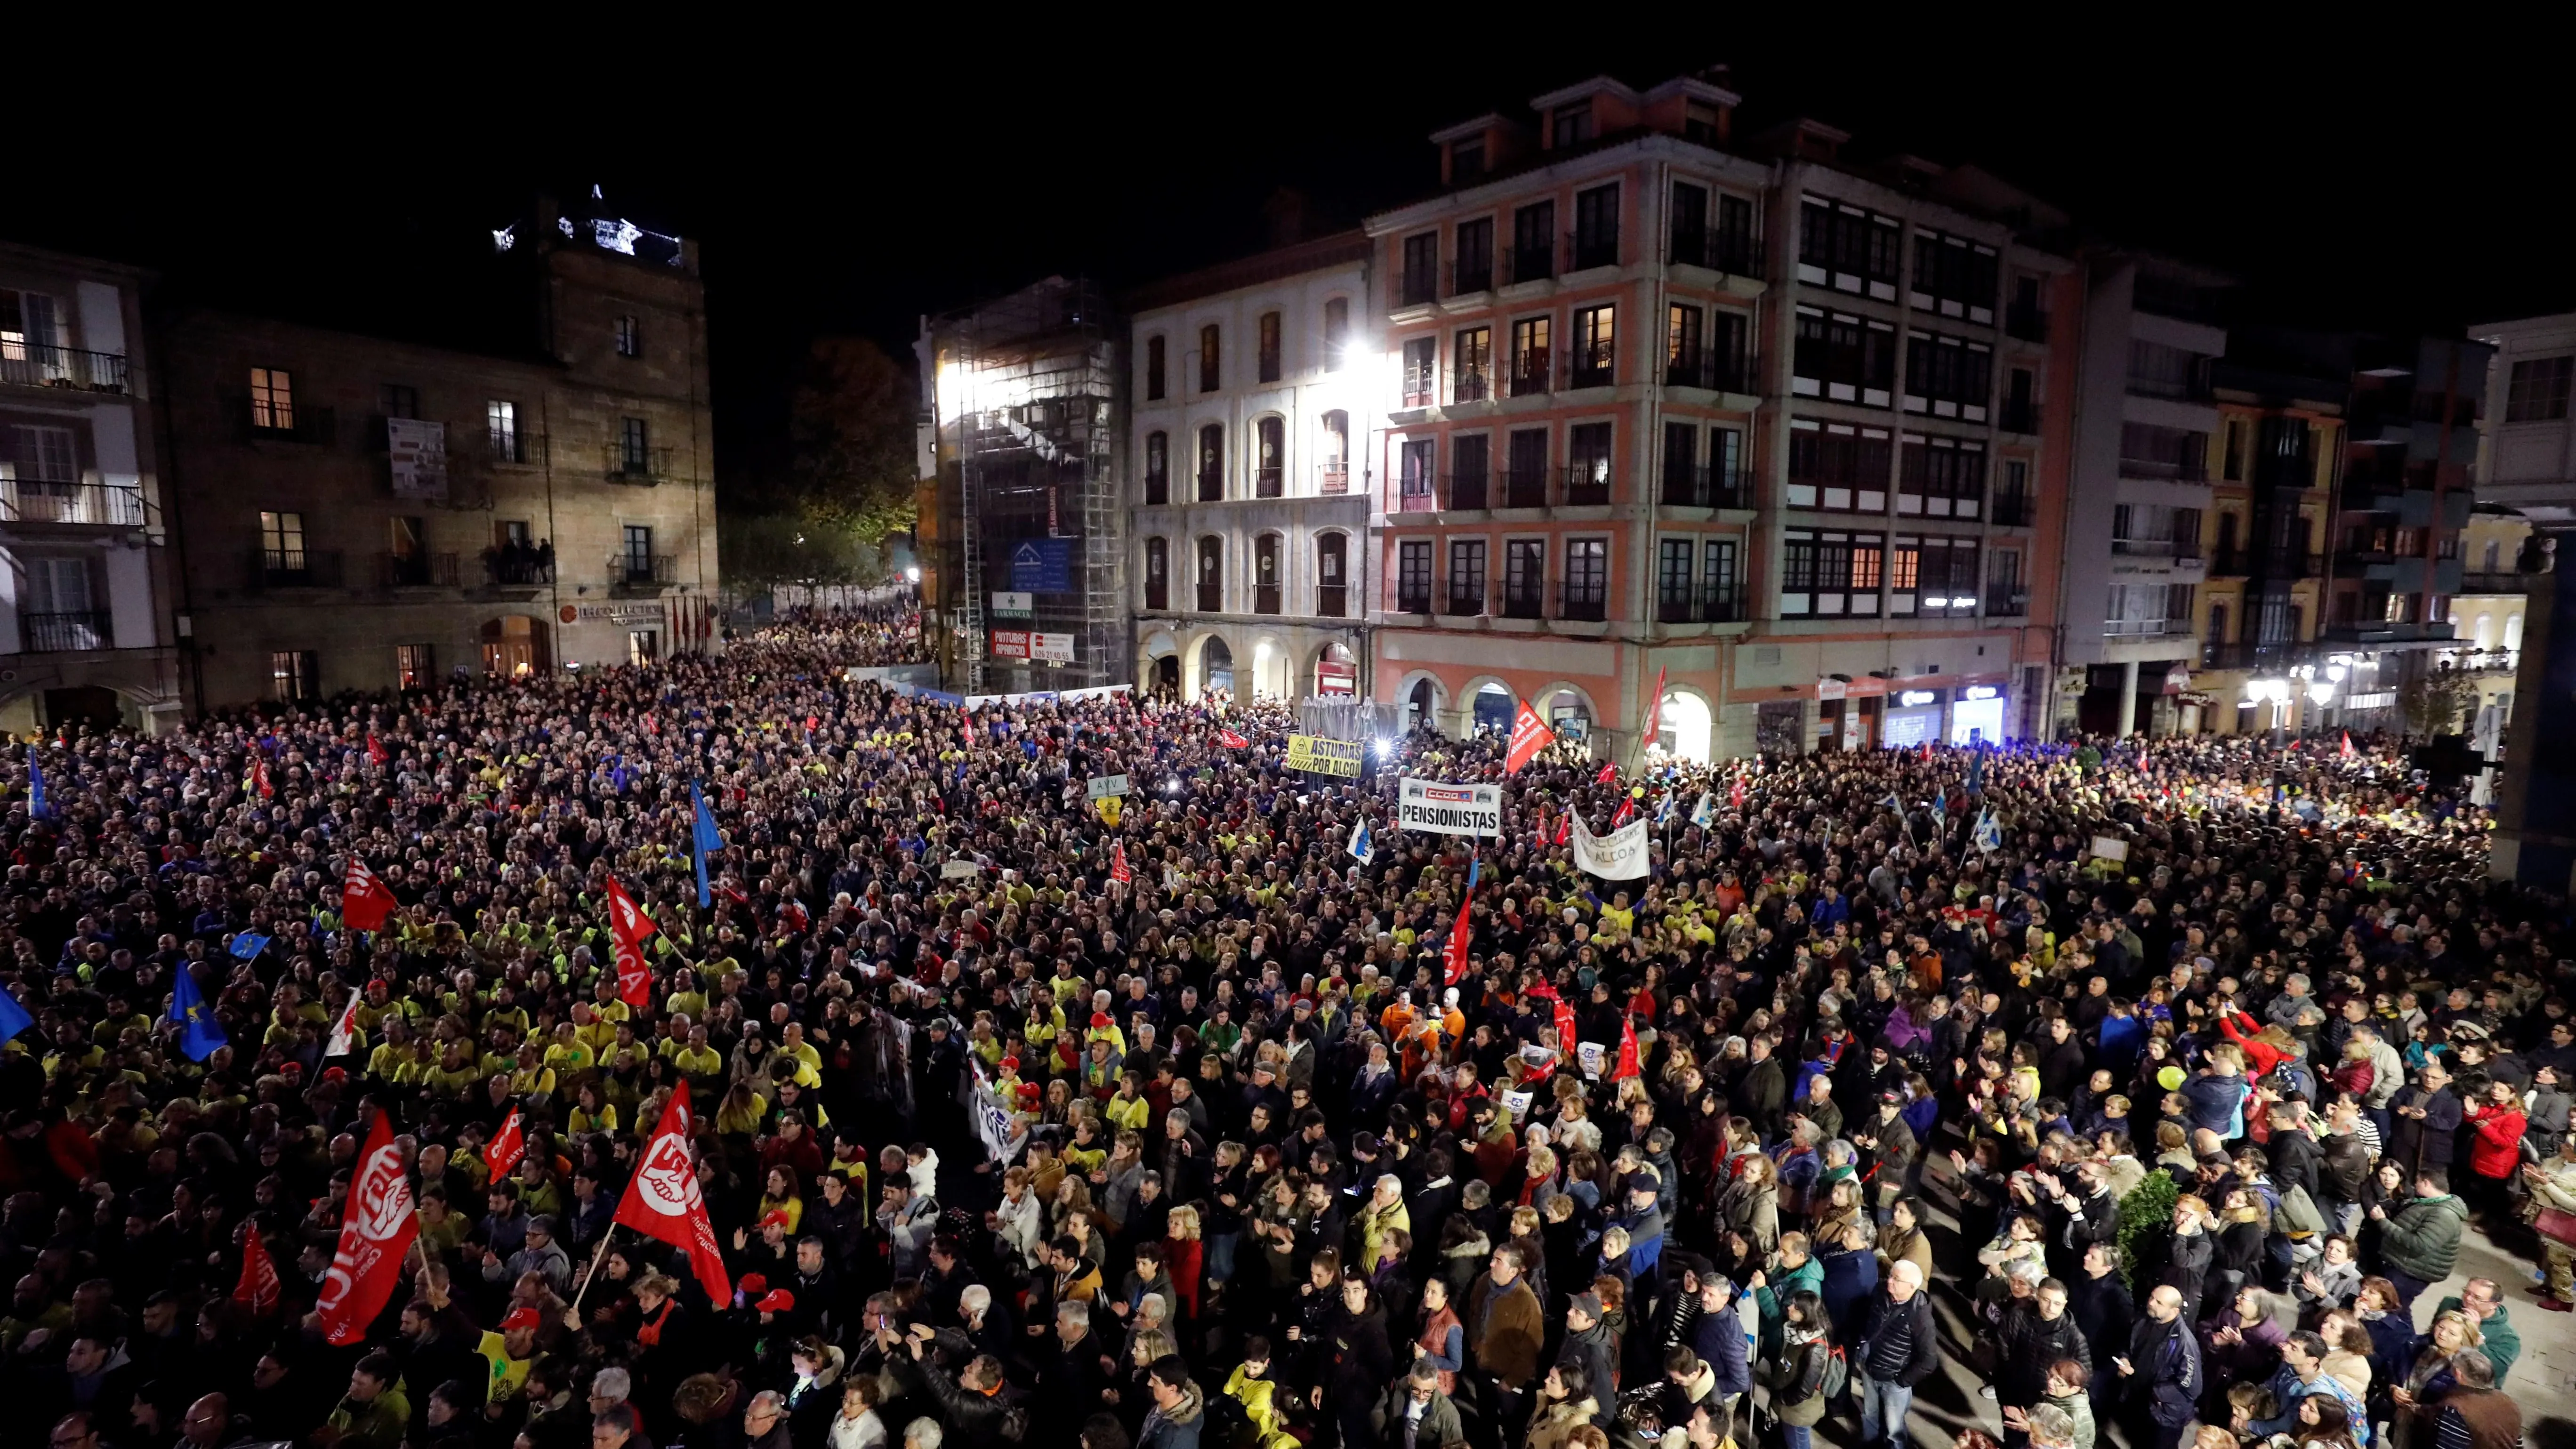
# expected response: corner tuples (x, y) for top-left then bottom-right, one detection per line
(2397, 664), (2476, 739)
(2116, 1171), (2177, 1291)
(789, 336), (918, 547)
(716, 508), (884, 594)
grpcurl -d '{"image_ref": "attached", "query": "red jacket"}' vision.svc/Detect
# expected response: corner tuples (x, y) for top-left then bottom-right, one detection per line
(2464, 1101), (2528, 1180)
(2218, 1011), (2288, 1079)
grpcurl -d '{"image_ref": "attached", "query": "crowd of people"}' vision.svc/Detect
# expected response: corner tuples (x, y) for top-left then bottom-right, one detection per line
(0, 608), (2562, 1449)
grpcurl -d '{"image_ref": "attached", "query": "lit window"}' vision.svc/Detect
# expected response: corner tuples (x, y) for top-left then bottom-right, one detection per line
(250, 368), (295, 430)
(615, 315), (642, 358)
(397, 644), (434, 688)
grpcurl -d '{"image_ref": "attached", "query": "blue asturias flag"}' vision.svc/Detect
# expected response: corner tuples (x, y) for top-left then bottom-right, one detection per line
(26, 746), (45, 821)
(1347, 817), (1373, 865)
(0, 978), (31, 1044)
(1690, 791), (1715, 828)
(228, 932), (271, 961)
(168, 965), (228, 1062)
(691, 782), (725, 909)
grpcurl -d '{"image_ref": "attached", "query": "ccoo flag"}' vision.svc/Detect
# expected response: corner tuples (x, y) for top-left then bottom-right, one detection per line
(324, 990), (364, 1058)
(1504, 703), (1555, 774)
(614, 1080), (732, 1303)
(168, 965), (228, 1062)
(690, 782), (724, 909)
(603, 874), (658, 1013)
(1441, 858), (1481, 986)
(315, 1111), (419, 1344)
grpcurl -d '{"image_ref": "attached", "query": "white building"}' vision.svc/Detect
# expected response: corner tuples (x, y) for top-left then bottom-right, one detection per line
(0, 243), (179, 732)
(1127, 232), (1376, 700)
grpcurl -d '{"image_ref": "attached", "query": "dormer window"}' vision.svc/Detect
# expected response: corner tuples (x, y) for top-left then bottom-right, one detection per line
(1552, 105), (1592, 148)
(1452, 138), (1485, 185)
(1685, 102), (1721, 144)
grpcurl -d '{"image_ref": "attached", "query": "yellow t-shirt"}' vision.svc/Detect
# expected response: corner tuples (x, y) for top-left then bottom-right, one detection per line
(476, 1331), (533, 1401)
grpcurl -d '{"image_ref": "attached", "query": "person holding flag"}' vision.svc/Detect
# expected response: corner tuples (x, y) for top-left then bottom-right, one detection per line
(602, 873), (658, 1014)
(1505, 701), (1555, 773)
(169, 963), (228, 1063)
(486, 1106), (528, 1179)
(324, 987), (365, 1059)
(25, 744), (46, 821)
(613, 1080), (731, 1304)
(1348, 815), (1374, 864)
(690, 781), (725, 909)
(341, 855), (399, 933)
(1441, 857), (1481, 986)
(315, 1111), (419, 1344)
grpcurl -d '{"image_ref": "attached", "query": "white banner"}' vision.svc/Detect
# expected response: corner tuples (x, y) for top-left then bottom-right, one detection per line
(1397, 778), (1503, 837)
(970, 1078), (1028, 1165)
(1087, 773), (1130, 799)
(1570, 813), (1651, 879)
(386, 418), (448, 499)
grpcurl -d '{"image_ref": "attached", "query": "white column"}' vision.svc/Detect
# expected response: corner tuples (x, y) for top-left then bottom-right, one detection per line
(2118, 659), (2141, 738)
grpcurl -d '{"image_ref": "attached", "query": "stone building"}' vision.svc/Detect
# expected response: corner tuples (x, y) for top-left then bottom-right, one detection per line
(155, 195), (718, 708)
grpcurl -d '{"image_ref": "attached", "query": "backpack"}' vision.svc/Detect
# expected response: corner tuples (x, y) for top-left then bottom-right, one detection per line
(1819, 1344), (1850, 1401)
(1201, 1386), (1252, 1449)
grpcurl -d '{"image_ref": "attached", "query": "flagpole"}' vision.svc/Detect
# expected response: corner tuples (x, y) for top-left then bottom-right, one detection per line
(569, 1224), (619, 1316)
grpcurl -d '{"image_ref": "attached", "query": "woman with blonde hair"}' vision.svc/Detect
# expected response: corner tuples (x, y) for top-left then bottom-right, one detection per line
(1715, 1151), (1779, 1266)
(1163, 1203), (1204, 1321)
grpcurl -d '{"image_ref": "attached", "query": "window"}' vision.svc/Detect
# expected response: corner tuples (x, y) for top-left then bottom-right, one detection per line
(1454, 218), (1494, 293)
(1144, 537), (1169, 610)
(2507, 355), (2575, 423)
(1401, 233), (1439, 307)
(1791, 306), (1894, 405)
(250, 367), (295, 430)
(2105, 582), (2193, 636)
(2222, 419), (2247, 481)
(1322, 299), (1348, 369)
(1797, 201), (1900, 299)
(1551, 105), (1592, 147)
(1511, 201), (1555, 283)
(1572, 184), (1618, 270)
(1670, 183), (1708, 264)
(1570, 306), (1614, 388)
(1451, 434), (1490, 510)
(1786, 419), (1892, 513)
(1316, 532), (1347, 617)
(1504, 428), (1549, 508)
(260, 510), (307, 570)
(1454, 326), (1492, 402)
(2119, 422), (2211, 480)
(1509, 316), (1551, 396)
(628, 630), (659, 665)
(2483, 538), (2503, 572)
(1401, 337), (1437, 407)
(1197, 536), (1225, 612)
(1198, 324), (1220, 393)
(1197, 425), (1224, 501)
(487, 400), (519, 460)
(1987, 548), (2025, 615)
(1504, 539), (1546, 617)
(1903, 332), (1994, 420)
(1146, 336), (1167, 401)
(623, 524), (654, 580)
(1779, 528), (1884, 617)
(1892, 535), (1979, 617)
(1255, 417), (1285, 497)
(397, 644), (435, 688)
(1566, 422), (1613, 504)
(1899, 435), (1987, 519)
(1399, 438), (1435, 508)
(1451, 138), (1485, 185)
(615, 314), (642, 358)
(379, 384), (419, 420)
(2111, 503), (2198, 557)
(270, 650), (319, 701)
(23, 557), (97, 648)
(5, 426), (77, 503)
(1658, 538), (1695, 620)
(1319, 413), (1349, 494)
(1144, 431), (1169, 505)
(1448, 539), (1487, 614)
(0, 288), (62, 360)
(1704, 539), (1739, 618)
(1908, 231), (1999, 323)
(1667, 304), (1704, 387)
(1563, 538), (1607, 619)
(1256, 312), (1282, 382)
(1255, 533), (1283, 613)
(2127, 340), (2208, 401)
(620, 417), (650, 472)
(1398, 539), (1432, 612)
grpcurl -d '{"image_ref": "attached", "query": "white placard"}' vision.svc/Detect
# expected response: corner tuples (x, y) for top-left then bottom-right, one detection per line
(2089, 835), (2129, 862)
(1398, 778), (1503, 837)
(940, 859), (981, 879)
(1570, 814), (1651, 880)
(1578, 1042), (1606, 1079)
(1501, 1089), (1535, 1120)
(387, 418), (448, 499)
(1087, 773), (1130, 800)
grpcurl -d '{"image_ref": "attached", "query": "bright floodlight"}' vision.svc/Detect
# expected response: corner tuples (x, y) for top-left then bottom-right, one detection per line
(906, 566), (922, 583)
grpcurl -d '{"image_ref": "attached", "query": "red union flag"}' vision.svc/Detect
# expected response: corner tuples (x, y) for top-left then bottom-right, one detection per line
(1612, 1015), (1642, 1080)
(1111, 841), (1131, 885)
(365, 733), (388, 765)
(252, 756), (274, 799)
(316, 1112), (419, 1344)
(325, 990), (364, 1058)
(1642, 666), (1668, 749)
(1504, 703), (1555, 774)
(1217, 729), (1249, 749)
(615, 1080), (730, 1303)
(486, 1107), (527, 1179)
(341, 856), (398, 932)
(603, 874), (657, 1012)
(233, 1226), (282, 1317)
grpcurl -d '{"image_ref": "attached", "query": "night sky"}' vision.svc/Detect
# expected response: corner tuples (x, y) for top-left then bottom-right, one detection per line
(38, 39), (2571, 492)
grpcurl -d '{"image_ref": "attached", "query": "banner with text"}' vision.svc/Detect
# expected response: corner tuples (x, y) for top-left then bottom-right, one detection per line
(1570, 813), (1651, 880)
(1398, 778), (1503, 837)
(1284, 733), (1364, 778)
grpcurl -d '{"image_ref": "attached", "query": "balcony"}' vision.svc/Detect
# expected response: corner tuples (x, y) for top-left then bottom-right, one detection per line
(1452, 258), (1494, 296)
(2125, 368), (2211, 404)
(250, 547), (344, 590)
(2457, 570), (2528, 595)
(1567, 343), (1615, 390)
(1315, 583), (1346, 618)
(1318, 463), (1351, 496)
(1254, 466), (1283, 499)
(379, 552), (459, 589)
(1559, 583), (1607, 622)
(245, 402), (337, 445)
(2215, 548), (2324, 579)
(1397, 587), (1432, 615)
(2004, 302), (2049, 343)
(0, 481), (148, 527)
(1199, 583), (1224, 612)
(17, 611), (112, 652)
(2104, 617), (2190, 638)
(1504, 245), (1554, 286)
(1143, 475), (1170, 506)
(1669, 229), (1756, 275)
(0, 345), (129, 395)
(2110, 538), (2203, 561)
(1665, 348), (1756, 394)
(1398, 477), (1439, 513)
(1562, 465), (1612, 507)
(1446, 472), (1489, 511)
(1452, 365), (1491, 404)
(1568, 230), (1619, 273)
(2117, 451), (2208, 483)
(483, 430), (548, 467)
(1508, 350), (1551, 398)
(1144, 581), (1169, 611)
(1984, 589), (2029, 618)
(1255, 584), (1281, 615)
(1502, 588), (1545, 620)
(2200, 641), (2308, 670)
(1661, 465), (1751, 510)
(2445, 647), (2519, 674)
(1658, 591), (1748, 625)
(1444, 588), (1485, 618)
(1196, 469), (1223, 503)
(1396, 270), (1438, 309)
(1991, 493), (2037, 527)
(609, 553), (678, 590)
(484, 551), (553, 588)
(1500, 468), (1550, 510)
(2001, 402), (2041, 435)
(1400, 365), (1437, 409)
(604, 444), (675, 485)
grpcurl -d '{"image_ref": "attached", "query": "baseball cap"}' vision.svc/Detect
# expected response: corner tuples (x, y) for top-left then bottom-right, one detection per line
(1568, 1291), (1603, 1318)
(759, 1208), (792, 1230)
(501, 1306), (544, 1332)
(755, 1289), (796, 1313)
(739, 1273), (769, 1297)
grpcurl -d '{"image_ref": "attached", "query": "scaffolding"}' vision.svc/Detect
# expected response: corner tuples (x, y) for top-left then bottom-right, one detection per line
(928, 278), (1125, 694)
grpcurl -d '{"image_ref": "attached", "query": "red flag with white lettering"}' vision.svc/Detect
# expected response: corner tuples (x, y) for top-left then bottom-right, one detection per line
(614, 1081), (731, 1303)
(1642, 666), (1667, 750)
(1217, 729), (1250, 749)
(1612, 1015), (1642, 1081)
(341, 856), (398, 933)
(253, 757), (274, 799)
(315, 1111), (419, 1345)
(1595, 763), (1618, 785)
(325, 990), (364, 1058)
(603, 874), (658, 1013)
(1504, 703), (1555, 774)
(366, 734), (387, 765)
(233, 1226), (282, 1317)
(486, 1107), (527, 1179)
(1111, 842), (1131, 885)
(1730, 773), (1746, 812)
